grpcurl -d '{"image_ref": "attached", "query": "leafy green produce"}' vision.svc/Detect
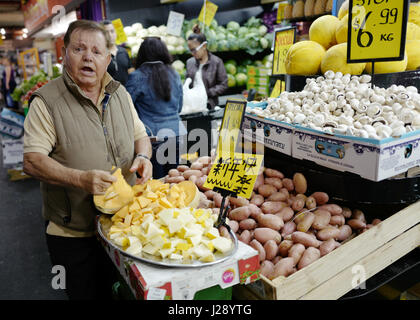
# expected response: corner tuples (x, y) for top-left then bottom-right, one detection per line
(227, 74), (236, 87)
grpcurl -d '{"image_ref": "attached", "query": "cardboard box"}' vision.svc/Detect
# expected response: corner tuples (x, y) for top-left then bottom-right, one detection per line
(242, 113), (293, 156)
(247, 75), (269, 87)
(2, 137), (24, 167)
(246, 84), (270, 96)
(246, 66), (271, 77)
(99, 238), (260, 300)
(292, 125), (420, 181)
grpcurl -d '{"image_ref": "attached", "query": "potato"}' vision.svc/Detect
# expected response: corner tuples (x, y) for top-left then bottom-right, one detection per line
(195, 176), (210, 191)
(348, 219), (366, 230)
(260, 260), (275, 279)
(257, 214), (284, 231)
(268, 192), (288, 202)
(342, 206), (352, 218)
(272, 257), (295, 278)
(297, 212), (315, 232)
(293, 210), (307, 224)
(319, 238), (339, 256)
(248, 204), (263, 220)
(228, 220), (239, 233)
(337, 225), (352, 241)
(352, 209), (366, 223)
(310, 192), (329, 205)
(165, 176), (185, 183)
(204, 190), (216, 200)
(319, 204), (343, 216)
(258, 184), (277, 198)
(197, 156), (212, 165)
(168, 169), (181, 177)
(229, 196), (249, 207)
(261, 201), (287, 214)
(213, 193), (229, 208)
(278, 239), (294, 257)
(250, 239), (266, 262)
(272, 256), (282, 265)
(238, 230), (252, 244)
(264, 240), (279, 261)
(295, 194), (307, 202)
(176, 165), (190, 172)
(291, 198), (305, 212)
(372, 218), (382, 225)
(264, 177), (283, 190)
(250, 194), (264, 206)
(317, 226), (340, 241)
(182, 169), (203, 179)
(281, 221), (297, 238)
(276, 207), (294, 222)
(305, 196), (317, 210)
(229, 206), (251, 221)
(312, 209), (331, 230)
(293, 173), (307, 194)
(264, 168), (284, 179)
(292, 231), (321, 248)
(239, 218), (257, 230)
(189, 175), (198, 184)
(298, 247), (321, 270)
(253, 173), (265, 191)
(282, 178), (295, 192)
(288, 243), (306, 264)
(190, 162), (204, 170)
(254, 228), (282, 244)
(329, 215), (345, 226)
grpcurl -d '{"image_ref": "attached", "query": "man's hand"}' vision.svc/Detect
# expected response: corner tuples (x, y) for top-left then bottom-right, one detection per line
(130, 157), (153, 184)
(78, 170), (117, 195)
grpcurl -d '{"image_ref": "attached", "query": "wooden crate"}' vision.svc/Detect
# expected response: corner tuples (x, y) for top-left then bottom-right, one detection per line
(234, 200), (420, 300)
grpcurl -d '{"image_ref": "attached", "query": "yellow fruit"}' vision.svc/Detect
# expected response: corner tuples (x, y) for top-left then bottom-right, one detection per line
(335, 14), (348, 44)
(292, 0), (305, 18)
(176, 180), (200, 208)
(406, 40), (420, 70)
(286, 40), (326, 75)
(365, 53), (408, 74)
(407, 22), (420, 40)
(309, 15), (340, 49)
(409, 3), (420, 27)
(94, 168), (134, 214)
(304, 0), (315, 17)
(338, 0), (349, 20)
(321, 43), (366, 75)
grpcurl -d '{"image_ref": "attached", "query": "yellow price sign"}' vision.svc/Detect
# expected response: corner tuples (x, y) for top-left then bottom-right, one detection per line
(203, 152), (264, 199)
(277, 2), (288, 23)
(217, 100), (246, 157)
(348, 0), (409, 62)
(198, 0), (218, 26)
(270, 80), (286, 98)
(112, 18), (127, 45)
(272, 27), (296, 75)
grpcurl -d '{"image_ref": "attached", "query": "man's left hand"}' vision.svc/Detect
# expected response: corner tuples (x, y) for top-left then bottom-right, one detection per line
(130, 156), (153, 184)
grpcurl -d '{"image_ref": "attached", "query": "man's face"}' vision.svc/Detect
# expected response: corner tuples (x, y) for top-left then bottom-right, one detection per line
(104, 24), (117, 45)
(62, 29), (111, 89)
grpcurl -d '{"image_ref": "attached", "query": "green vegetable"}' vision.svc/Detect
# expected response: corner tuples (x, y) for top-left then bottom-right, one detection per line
(225, 63), (237, 75)
(235, 73), (247, 86)
(227, 21), (240, 33)
(227, 74), (236, 87)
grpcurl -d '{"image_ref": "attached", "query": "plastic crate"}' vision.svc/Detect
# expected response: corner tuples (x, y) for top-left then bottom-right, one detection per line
(194, 285), (232, 300)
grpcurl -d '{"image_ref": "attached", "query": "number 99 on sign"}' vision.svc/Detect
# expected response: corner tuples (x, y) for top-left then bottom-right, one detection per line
(348, 0), (409, 62)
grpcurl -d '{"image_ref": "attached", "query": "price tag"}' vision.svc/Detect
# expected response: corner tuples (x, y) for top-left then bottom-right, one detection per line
(217, 100), (246, 157)
(203, 152), (264, 199)
(166, 11), (185, 36)
(277, 2), (288, 23)
(270, 79), (286, 98)
(112, 18), (127, 45)
(198, 0), (218, 26)
(347, 0), (409, 62)
(272, 27), (296, 75)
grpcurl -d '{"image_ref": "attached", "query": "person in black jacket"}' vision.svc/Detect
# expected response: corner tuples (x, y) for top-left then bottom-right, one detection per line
(101, 20), (134, 86)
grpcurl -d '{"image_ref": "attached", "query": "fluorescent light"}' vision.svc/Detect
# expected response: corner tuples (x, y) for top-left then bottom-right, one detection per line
(23, 28), (28, 33)
(0, 28), (5, 35)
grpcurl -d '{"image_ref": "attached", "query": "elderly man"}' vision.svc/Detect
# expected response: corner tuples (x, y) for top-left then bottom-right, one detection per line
(23, 20), (153, 300)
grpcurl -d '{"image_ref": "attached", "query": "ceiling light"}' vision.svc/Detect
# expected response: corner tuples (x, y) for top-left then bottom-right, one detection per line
(23, 28), (28, 34)
(0, 28), (5, 35)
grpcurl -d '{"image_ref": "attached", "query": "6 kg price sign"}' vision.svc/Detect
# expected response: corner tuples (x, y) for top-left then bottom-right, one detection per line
(348, 0), (409, 62)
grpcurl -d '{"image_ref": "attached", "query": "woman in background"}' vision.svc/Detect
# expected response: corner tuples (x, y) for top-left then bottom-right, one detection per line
(1, 55), (18, 109)
(126, 37), (186, 179)
(186, 25), (228, 110)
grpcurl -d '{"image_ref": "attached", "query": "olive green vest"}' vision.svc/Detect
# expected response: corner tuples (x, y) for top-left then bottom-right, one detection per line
(30, 70), (136, 232)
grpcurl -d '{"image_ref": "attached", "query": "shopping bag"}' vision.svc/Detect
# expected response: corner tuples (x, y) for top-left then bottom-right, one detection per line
(181, 76), (208, 115)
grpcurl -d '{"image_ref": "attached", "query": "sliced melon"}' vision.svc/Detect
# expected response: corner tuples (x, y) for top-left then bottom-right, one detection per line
(94, 168), (134, 214)
(176, 181), (201, 208)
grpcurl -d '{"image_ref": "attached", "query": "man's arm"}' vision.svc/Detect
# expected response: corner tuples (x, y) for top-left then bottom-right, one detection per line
(23, 152), (116, 194)
(130, 135), (153, 184)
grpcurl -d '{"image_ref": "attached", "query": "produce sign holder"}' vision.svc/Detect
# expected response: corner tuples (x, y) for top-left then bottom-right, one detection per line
(98, 230), (260, 300)
(243, 102), (420, 181)
(233, 200), (420, 300)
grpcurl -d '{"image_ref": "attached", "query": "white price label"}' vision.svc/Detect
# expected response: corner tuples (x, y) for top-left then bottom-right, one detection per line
(147, 287), (166, 300)
(166, 11), (184, 36)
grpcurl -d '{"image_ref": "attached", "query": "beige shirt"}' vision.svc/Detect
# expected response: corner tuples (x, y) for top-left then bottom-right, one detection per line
(24, 73), (148, 237)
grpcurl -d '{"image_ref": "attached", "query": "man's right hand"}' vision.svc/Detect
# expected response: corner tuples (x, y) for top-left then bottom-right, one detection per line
(78, 170), (117, 195)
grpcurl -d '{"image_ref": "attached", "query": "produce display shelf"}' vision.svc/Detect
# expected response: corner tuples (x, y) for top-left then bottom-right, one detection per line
(233, 200), (420, 300)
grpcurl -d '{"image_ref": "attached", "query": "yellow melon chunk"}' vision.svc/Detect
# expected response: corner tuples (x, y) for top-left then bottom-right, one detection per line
(94, 168), (134, 214)
(137, 196), (152, 209)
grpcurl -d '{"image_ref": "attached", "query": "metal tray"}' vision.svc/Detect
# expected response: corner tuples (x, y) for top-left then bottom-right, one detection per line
(97, 215), (238, 268)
